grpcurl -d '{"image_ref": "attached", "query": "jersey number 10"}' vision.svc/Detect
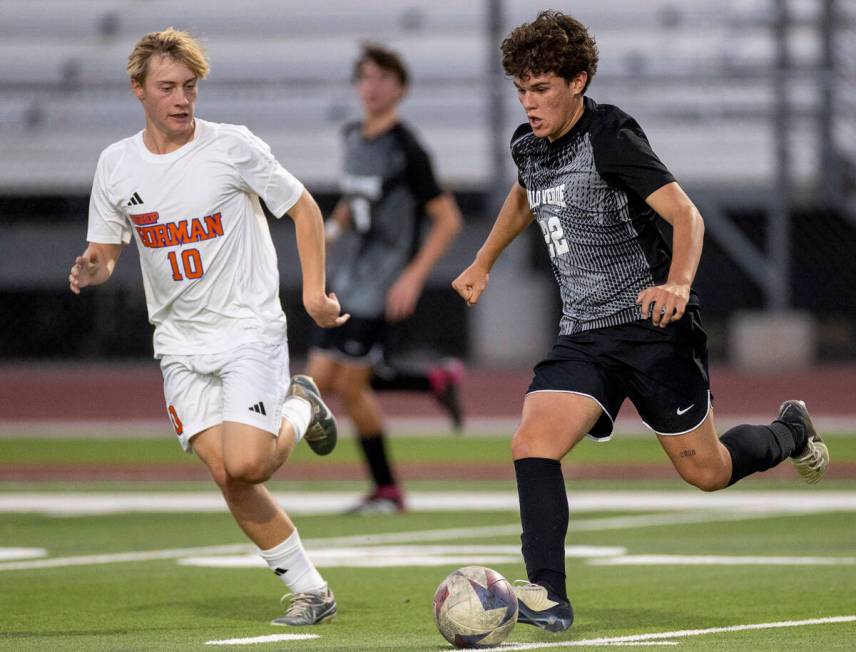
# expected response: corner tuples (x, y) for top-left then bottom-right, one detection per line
(539, 216), (569, 259)
(167, 248), (204, 281)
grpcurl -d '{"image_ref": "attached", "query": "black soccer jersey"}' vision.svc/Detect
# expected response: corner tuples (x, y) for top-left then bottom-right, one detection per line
(512, 96), (692, 335)
(332, 121), (442, 318)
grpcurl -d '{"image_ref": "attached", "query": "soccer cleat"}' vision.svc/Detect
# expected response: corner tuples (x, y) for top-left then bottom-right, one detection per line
(430, 359), (465, 432)
(287, 375), (337, 456)
(271, 587), (337, 626)
(512, 581), (574, 633)
(779, 400), (829, 484)
(345, 485), (406, 515)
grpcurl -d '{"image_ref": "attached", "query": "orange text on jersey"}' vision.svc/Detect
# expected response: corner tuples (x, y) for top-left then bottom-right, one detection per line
(136, 212), (224, 249)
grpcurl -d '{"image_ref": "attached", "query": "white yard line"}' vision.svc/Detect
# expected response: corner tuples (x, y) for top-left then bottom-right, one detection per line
(0, 543), (253, 571)
(475, 615), (856, 650)
(200, 616), (856, 648)
(2, 490), (856, 516)
(0, 506), (841, 572)
(590, 554), (856, 566)
(205, 633), (319, 646)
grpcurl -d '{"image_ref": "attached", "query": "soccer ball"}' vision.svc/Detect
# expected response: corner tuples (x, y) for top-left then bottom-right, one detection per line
(433, 566), (518, 649)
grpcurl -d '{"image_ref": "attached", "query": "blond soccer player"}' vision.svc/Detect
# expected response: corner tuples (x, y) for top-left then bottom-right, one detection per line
(68, 28), (347, 626)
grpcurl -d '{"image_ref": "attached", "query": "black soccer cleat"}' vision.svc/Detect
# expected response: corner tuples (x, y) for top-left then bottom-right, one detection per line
(287, 375), (337, 456)
(512, 582), (574, 633)
(778, 400), (829, 484)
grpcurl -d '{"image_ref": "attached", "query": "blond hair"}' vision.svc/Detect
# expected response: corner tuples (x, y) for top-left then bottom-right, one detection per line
(127, 28), (209, 85)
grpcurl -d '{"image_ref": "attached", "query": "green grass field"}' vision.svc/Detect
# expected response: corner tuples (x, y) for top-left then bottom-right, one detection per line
(1, 433), (855, 650)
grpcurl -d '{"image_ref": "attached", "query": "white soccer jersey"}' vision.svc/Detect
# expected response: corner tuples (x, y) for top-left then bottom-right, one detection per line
(87, 119), (304, 358)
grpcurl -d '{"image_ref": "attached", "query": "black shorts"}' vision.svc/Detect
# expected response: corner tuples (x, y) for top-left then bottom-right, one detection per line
(311, 315), (387, 364)
(528, 309), (711, 438)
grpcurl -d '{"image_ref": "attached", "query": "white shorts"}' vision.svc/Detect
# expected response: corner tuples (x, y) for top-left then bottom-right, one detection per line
(160, 341), (291, 452)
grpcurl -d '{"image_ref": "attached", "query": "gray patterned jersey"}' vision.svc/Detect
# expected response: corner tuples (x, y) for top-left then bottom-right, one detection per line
(330, 121), (441, 318)
(512, 97), (691, 335)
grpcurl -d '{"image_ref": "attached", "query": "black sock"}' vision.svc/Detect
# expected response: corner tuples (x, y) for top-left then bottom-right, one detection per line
(514, 457), (568, 602)
(720, 422), (799, 486)
(370, 365), (431, 392)
(358, 433), (395, 488)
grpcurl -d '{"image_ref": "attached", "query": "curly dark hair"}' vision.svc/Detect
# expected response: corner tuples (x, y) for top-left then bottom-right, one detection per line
(501, 10), (599, 91)
(352, 42), (409, 87)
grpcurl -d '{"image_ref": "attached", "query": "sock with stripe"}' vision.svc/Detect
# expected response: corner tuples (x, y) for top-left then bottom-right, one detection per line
(258, 530), (327, 594)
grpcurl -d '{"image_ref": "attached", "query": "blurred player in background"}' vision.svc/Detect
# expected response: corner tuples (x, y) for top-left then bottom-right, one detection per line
(306, 43), (464, 514)
(453, 10), (829, 634)
(68, 28), (347, 626)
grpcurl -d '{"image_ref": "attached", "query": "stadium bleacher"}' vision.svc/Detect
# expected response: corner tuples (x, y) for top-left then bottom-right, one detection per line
(0, 0), (832, 192)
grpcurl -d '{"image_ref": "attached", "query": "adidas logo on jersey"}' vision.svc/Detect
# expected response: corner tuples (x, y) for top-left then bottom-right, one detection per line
(127, 191), (144, 206)
(249, 402), (267, 416)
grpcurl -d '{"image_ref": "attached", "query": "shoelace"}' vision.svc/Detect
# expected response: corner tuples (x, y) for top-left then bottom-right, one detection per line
(512, 580), (543, 594)
(797, 442), (825, 471)
(281, 592), (319, 617)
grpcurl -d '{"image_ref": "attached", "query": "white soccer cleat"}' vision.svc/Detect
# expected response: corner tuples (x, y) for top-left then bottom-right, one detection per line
(512, 581), (573, 632)
(271, 587), (337, 626)
(779, 400), (829, 484)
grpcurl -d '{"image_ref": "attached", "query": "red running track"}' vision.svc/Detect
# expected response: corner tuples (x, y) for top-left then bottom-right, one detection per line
(0, 363), (853, 421)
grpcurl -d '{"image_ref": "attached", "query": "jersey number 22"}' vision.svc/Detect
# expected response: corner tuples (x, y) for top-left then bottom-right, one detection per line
(539, 217), (569, 259)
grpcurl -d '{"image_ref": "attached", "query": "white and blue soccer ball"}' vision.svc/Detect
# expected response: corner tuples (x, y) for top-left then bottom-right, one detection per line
(433, 566), (518, 649)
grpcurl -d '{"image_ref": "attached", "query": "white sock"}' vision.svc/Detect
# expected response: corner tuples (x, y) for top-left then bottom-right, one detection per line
(281, 396), (311, 444)
(258, 530), (326, 594)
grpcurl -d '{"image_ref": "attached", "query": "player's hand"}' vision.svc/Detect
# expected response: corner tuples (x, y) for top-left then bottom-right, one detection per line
(636, 282), (690, 328)
(452, 262), (489, 307)
(68, 251), (99, 295)
(386, 269), (424, 322)
(305, 291), (350, 328)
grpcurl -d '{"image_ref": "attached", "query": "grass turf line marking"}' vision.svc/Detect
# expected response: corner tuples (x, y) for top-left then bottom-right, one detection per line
(474, 615), (856, 650)
(177, 544), (627, 569)
(205, 633), (319, 646)
(0, 543), (253, 571)
(589, 554), (856, 566)
(0, 547), (46, 561)
(5, 490), (856, 516)
(0, 508), (827, 572)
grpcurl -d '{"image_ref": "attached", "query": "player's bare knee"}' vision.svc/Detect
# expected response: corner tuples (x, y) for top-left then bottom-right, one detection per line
(338, 381), (368, 411)
(224, 458), (274, 485)
(511, 429), (544, 460)
(682, 465), (728, 492)
(204, 461), (231, 489)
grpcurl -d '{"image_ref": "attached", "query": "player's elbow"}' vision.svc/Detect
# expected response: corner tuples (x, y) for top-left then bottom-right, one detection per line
(430, 194), (463, 236)
(690, 205), (705, 237)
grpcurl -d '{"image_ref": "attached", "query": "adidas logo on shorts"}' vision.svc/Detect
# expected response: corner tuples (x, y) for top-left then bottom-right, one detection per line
(249, 402), (267, 415)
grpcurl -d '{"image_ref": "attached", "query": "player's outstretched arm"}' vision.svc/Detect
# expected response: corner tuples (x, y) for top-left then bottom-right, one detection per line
(635, 181), (705, 327)
(287, 189), (350, 328)
(68, 243), (124, 295)
(386, 192), (462, 322)
(452, 183), (532, 306)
